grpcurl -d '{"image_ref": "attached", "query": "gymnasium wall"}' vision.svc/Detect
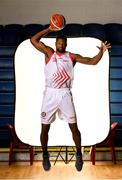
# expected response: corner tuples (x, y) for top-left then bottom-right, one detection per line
(0, 0), (122, 25)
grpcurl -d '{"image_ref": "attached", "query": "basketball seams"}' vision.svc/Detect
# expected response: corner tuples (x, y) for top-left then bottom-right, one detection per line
(50, 17), (61, 29)
(56, 15), (64, 26)
(50, 14), (65, 30)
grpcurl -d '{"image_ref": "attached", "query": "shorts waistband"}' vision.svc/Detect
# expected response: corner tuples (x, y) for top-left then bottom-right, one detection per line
(45, 86), (71, 91)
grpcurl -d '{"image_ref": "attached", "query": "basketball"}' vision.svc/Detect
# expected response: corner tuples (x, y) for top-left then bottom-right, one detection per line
(50, 14), (66, 31)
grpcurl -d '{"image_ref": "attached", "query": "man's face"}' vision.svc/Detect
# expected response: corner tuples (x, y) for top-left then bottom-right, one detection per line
(56, 39), (67, 53)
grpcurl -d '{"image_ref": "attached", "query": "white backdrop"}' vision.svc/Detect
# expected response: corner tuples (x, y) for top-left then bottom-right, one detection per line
(14, 37), (110, 146)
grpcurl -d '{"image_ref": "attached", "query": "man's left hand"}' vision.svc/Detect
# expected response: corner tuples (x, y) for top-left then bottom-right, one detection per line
(97, 41), (111, 53)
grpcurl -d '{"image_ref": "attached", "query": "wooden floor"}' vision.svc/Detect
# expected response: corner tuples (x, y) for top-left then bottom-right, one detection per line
(0, 161), (122, 180)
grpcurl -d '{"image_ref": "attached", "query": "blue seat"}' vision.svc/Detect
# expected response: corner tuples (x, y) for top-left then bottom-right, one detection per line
(3, 24), (24, 46)
(24, 24), (44, 39)
(83, 23), (106, 41)
(104, 23), (122, 44)
(0, 105), (14, 116)
(0, 93), (14, 104)
(0, 81), (14, 92)
(63, 23), (83, 37)
(0, 25), (4, 45)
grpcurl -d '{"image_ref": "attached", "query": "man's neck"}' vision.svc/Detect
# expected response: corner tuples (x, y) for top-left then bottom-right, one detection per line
(56, 51), (66, 56)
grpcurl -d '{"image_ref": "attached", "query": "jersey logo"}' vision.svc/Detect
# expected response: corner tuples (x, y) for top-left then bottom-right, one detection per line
(52, 65), (70, 88)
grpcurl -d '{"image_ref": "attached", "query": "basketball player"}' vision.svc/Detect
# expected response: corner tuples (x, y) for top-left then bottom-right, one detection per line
(30, 25), (111, 171)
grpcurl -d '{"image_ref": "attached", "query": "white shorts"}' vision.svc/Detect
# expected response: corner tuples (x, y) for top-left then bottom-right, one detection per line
(41, 87), (77, 124)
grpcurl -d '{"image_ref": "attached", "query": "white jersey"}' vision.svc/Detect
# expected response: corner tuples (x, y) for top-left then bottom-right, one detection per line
(44, 52), (74, 88)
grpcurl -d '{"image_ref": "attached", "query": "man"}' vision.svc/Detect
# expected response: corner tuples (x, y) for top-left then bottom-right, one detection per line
(30, 25), (111, 171)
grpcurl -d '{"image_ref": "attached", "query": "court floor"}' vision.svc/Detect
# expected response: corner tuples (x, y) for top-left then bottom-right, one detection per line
(0, 161), (122, 180)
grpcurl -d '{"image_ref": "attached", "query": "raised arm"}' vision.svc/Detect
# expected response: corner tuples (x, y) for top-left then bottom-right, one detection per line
(71, 41), (111, 65)
(30, 27), (54, 59)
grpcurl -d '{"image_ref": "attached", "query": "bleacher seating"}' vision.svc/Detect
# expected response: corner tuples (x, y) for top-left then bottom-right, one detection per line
(0, 23), (122, 147)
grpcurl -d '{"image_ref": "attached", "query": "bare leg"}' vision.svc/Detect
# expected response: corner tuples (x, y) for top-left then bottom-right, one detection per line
(68, 123), (83, 171)
(68, 123), (81, 154)
(40, 123), (50, 155)
(40, 123), (51, 171)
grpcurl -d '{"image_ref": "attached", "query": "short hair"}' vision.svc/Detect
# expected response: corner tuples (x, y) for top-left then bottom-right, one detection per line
(56, 35), (67, 44)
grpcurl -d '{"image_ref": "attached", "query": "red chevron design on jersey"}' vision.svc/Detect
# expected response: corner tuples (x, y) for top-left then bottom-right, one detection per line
(52, 66), (70, 88)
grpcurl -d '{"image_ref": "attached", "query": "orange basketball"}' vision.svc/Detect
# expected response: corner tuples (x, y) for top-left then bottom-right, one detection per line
(50, 14), (66, 30)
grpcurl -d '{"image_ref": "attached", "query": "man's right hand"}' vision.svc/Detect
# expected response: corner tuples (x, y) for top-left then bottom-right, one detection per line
(49, 25), (61, 32)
